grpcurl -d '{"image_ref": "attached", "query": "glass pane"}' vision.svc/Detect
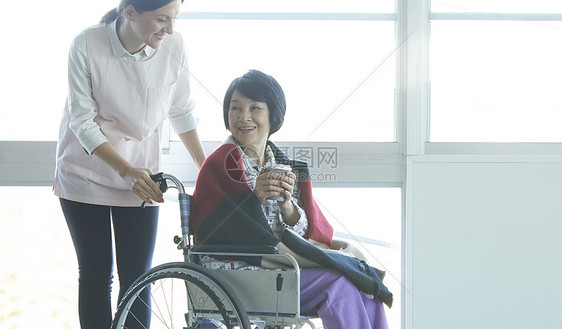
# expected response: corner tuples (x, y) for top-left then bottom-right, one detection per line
(314, 187), (402, 329)
(0, 1), (115, 141)
(2, 1), (395, 143)
(432, 0), (562, 13)
(430, 21), (562, 142)
(1, 187), (77, 327)
(178, 20), (396, 142)
(186, 0), (395, 13)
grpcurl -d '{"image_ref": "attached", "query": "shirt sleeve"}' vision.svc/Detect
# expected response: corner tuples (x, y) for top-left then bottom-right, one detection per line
(168, 34), (198, 135)
(279, 197), (309, 238)
(66, 31), (108, 154)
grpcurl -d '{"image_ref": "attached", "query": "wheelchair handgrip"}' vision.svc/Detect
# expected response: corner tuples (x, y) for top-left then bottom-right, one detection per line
(178, 193), (190, 236)
(149, 172), (168, 192)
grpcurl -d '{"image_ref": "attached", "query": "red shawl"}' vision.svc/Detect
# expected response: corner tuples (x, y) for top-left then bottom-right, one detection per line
(190, 142), (333, 247)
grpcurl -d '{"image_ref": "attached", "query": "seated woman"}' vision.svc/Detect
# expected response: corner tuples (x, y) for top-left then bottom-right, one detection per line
(190, 69), (392, 329)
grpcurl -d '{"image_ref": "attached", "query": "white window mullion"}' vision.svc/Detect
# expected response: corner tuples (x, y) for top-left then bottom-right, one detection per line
(404, 0), (430, 156)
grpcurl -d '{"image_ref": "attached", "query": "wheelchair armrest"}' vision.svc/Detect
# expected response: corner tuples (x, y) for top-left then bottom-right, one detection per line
(190, 244), (279, 255)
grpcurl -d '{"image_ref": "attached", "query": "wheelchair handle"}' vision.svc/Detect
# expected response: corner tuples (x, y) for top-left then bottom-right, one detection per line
(149, 172), (186, 194)
(149, 173), (191, 237)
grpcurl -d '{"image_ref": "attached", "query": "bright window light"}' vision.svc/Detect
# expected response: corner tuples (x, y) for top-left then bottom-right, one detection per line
(1, 1), (396, 143)
(430, 21), (562, 142)
(432, 0), (562, 13)
(177, 19), (396, 142)
(313, 187), (402, 329)
(186, 0), (394, 13)
(0, 1), (115, 141)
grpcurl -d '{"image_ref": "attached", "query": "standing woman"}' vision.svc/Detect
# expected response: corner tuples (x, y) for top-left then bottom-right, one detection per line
(53, 0), (205, 328)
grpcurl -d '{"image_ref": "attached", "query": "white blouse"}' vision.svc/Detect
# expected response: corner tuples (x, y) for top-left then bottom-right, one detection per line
(54, 19), (197, 206)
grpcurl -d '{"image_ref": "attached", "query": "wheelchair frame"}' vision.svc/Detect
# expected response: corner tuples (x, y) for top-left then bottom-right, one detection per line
(111, 173), (318, 329)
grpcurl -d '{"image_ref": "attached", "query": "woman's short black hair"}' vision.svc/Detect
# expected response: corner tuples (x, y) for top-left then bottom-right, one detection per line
(101, 0), (183, 23)
(223, 70), (286, 136)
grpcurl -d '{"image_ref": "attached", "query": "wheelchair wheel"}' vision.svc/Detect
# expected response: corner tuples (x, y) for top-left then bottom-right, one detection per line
(111, 262), (250, 329)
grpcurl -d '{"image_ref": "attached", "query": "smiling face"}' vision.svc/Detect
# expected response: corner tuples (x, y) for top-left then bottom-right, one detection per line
(228, 90), (271, 153)
(125, 0), (181, 51)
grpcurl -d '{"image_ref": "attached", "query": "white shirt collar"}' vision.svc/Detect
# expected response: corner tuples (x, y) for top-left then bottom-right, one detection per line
(106, 18), (156, 62)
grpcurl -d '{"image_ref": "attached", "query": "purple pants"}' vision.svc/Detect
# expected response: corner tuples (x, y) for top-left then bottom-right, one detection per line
(300, 268), (389, 329)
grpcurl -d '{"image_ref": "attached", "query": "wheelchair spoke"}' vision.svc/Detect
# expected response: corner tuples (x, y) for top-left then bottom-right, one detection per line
(111, 264), (250, 329)
(149, 277), (175, 329)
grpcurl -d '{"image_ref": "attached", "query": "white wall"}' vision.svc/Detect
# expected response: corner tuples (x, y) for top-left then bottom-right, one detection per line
(406, 155), (562, 329)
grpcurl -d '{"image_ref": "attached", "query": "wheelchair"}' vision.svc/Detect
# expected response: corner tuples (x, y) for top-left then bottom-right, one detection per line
(111, 173), (318, 329)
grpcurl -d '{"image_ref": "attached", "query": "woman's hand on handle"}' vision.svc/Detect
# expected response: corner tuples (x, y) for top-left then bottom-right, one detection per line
(120, 166), (164, 205)
(92, 142), (164, 204)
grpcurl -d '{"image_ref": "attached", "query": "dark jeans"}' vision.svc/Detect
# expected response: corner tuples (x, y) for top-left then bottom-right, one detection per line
(60, 198), (159, 329)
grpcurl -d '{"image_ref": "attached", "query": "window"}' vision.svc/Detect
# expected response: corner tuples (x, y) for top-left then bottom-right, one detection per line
(314, 187), (402, 329)
(175, 1), (397, 142)
(432, 0), (562, 13)
(1, 0), (116, 141)
(0, 187), (78, 327)
(1, 0), (398, 143)
(178, 18), (397, 142)
(429, 1), (562, 142)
